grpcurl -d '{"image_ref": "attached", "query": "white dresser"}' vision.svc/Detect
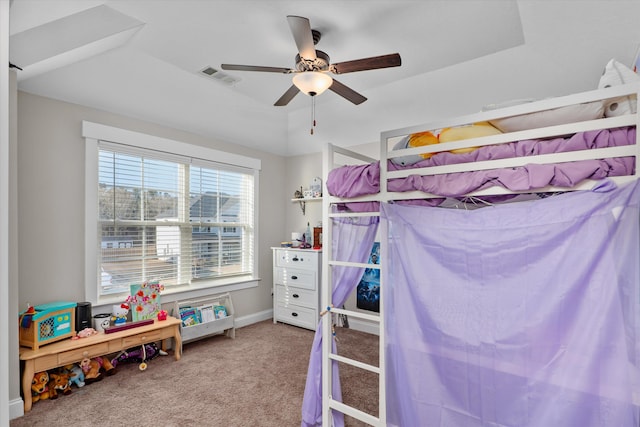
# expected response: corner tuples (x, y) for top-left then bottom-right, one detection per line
(272, 247), (321, 330)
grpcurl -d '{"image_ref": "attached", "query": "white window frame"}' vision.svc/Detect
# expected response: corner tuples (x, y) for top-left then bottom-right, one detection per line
(84, 121), (261, 306)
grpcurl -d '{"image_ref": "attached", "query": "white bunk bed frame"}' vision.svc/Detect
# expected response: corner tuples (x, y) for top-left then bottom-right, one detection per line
(320, 83), (640, 426)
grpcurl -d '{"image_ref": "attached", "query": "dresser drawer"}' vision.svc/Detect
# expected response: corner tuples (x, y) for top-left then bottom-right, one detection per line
(34, 354), (59, 372)
(58, 342), (110, 365)
(276, 303), (317, 330)
(274, 249), (318, 269)
(121, 329), (164, 348)
(275, 284), (317, 308)
(274, 267), (315, 290)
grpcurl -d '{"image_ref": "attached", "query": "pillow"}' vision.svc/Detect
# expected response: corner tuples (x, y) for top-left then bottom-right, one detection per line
(438, 121), (502, 153)
(408, 131), (439, 158)
(598, 58), (639, 117)
(389, 131), (438, 166)
(488, 101), (604, 133)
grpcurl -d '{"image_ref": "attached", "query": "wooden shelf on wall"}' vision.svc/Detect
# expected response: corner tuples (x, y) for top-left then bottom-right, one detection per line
(291, 197), (322, 202)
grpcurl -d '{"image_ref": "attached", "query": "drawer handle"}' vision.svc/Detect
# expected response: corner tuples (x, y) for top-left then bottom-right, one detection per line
(292, 256), (299, 261)
(291, 275), (298, 280)
(292, 294), (299, 298)
(141, 336), (146, 340)
(292, 312), (298, 317)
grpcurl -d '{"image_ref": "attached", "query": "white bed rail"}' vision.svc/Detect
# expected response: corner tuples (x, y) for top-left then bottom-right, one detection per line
(383, 83), (640, 199)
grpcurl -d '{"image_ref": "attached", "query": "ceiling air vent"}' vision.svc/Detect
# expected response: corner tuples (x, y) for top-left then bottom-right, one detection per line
(198, 66), (240, 86)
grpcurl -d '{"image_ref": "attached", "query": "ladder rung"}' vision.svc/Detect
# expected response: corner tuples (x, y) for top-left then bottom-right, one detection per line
(330, 307), (380, 323)
(328, 398), (382, 426)
(328, 260), (380, 269)
(329, 353), (380, 374)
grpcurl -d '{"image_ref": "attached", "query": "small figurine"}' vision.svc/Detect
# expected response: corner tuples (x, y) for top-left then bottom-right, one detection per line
(112, 303), (129, 326)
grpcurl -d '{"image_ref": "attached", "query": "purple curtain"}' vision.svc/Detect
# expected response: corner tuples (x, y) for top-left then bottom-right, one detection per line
(301, 216), (379, 427)
(381, 180), (640, 426)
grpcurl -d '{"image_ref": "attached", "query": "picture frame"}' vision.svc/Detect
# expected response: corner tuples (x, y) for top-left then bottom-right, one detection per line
(128, 281), (163, 321)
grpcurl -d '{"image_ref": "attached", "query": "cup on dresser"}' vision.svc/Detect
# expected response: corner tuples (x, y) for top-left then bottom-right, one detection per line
(92, 313), (111, 332)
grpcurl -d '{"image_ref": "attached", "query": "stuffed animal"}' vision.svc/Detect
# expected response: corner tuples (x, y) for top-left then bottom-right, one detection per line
(48, 372), (72, 399)
(80, 357), (102, 384)
(390, 131), (439, 166)
(61, 364), (85, 388)
(72, 327), (98, 339)
(31, 371), (51, 403)
(94, 355), (117, 376)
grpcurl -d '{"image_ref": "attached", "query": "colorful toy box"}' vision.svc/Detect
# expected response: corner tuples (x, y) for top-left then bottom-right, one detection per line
(19, 301), (77, 350)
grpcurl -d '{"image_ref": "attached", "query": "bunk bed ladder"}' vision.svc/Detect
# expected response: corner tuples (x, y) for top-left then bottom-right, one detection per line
(321, 143), (387, 426)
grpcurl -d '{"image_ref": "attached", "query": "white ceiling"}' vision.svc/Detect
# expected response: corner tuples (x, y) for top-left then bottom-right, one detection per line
(8, 0), (640, 157)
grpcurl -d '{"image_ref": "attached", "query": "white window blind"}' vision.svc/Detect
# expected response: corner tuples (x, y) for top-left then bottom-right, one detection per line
(97, 141), (255, 296)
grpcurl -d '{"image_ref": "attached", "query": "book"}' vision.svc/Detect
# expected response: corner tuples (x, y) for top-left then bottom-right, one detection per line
(198, 304), (216, 323)
(214, 305), (228, 319)
(179, 307), (199, 327)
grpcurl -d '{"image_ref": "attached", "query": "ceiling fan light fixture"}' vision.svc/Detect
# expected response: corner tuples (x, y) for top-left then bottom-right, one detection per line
(292, 71), (332, 97)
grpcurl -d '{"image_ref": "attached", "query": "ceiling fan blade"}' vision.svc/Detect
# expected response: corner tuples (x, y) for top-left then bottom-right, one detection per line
(221, 64), (292, 73)
(329, 79), (367, 105)
(331, 53), (402, 74)
(286, 15), (316, 61)
(274, 85), (300, 106)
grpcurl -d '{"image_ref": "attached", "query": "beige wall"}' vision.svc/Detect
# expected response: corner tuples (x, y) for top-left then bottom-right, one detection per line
(10, 90), (295, 417)
(284, 151), (323, 243)
(16, 91), (287, 313)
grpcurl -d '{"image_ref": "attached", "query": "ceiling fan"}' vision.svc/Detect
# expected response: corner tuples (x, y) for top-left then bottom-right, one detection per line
(221, 15), (401, 106)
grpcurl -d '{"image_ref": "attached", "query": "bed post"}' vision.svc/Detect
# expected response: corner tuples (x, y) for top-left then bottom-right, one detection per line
(321, 143), (333, 426)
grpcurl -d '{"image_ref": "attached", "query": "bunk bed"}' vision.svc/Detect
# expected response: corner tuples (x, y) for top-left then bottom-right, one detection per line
(301, 81), (640, 427)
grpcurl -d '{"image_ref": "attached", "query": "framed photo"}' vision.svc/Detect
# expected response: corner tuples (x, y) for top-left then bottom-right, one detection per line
(356, 242), (380, 312)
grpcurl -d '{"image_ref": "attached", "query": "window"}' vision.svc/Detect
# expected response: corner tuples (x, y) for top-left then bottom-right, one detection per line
(84, 122), (261, 303)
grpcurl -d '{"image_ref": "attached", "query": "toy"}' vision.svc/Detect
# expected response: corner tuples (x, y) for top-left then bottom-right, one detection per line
(31, 371), (51, 403)
(80, 357), (102, 384)
(19, 301), (77, 350)
(112, 304), (129, 326)
(390, 131), (439, 166)
(61, 364), (85, 388)
(72, 327), (98, 339)
(48, 372), (72, 398)
(111, 342), (161, 371)
(94, 356), (116, 376)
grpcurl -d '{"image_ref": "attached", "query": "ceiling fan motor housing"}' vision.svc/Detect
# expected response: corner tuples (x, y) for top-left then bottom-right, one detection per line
(295, 50), (330, 72)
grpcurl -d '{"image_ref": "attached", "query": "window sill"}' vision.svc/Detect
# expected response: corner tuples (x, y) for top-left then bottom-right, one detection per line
(92, 276), (261, 312)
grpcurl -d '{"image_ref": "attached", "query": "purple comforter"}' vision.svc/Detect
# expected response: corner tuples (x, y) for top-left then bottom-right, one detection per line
(326, 127), (636, 199)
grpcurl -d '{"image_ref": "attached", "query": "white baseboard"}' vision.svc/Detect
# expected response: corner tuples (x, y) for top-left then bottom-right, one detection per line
(9, 397), (24, 420)
(234, 309), (273, 329)
(347, 317), (379, 336)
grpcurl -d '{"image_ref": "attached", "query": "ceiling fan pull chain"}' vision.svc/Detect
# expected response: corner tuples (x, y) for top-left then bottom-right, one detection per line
(310, 96), (316, 135)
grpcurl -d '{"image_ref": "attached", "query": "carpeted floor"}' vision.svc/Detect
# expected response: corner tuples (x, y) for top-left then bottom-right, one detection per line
(11, 320), (378, 427)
